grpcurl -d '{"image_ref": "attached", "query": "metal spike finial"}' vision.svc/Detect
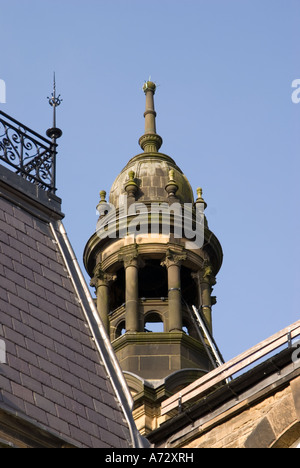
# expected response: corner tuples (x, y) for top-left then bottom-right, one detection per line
(46, 73), (63, 140)
(47, 72), (63, 129)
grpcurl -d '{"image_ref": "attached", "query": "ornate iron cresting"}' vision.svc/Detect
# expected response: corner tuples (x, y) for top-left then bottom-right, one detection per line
(0, 111), (57, 193)
(0, 76), (62, 193)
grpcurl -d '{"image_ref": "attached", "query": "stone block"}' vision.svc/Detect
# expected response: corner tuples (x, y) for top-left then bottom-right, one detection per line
(244, 417), (276, 449)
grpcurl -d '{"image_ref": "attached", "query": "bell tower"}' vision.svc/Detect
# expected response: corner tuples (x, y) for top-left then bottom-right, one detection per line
(84, 81), (223, 435)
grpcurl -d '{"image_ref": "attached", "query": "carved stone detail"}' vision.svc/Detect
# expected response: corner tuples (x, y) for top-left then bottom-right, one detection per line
(118, 245), (144, 269)
(161, 249), (187, 269)
(90, 264), (116, 288)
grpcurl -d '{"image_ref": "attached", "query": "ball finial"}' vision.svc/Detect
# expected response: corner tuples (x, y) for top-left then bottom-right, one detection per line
(143, 80), (156, 93)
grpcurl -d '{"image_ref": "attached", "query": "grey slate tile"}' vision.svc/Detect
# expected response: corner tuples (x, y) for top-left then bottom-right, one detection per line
(47, 413), (70, 437)
(34, 393), (57, 417)
(0, 192), (133, 448)
(11, 381), (34, 404)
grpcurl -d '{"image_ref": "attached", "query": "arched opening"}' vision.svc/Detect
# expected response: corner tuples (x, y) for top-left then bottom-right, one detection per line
(182, 318), (198, 340)
(115, 320), (126, 338)
(182, 322), (190, 336)
(144, 312), (164, 333)
(139, 260), (168, 299)
(272, 422), (300, 448)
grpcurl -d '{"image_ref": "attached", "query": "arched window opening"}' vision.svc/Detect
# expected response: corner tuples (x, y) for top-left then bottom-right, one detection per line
(182, 318), (198, 340)
(182, 324), (190, 335)
(115, 321), (126, 338)
(144, 312), (164, 333)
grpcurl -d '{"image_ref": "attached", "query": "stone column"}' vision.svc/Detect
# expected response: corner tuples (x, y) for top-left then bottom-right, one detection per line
(192, 262), (216, 334)
(90, 266), (116, 335)
(161, 250), (187, 332)
(119, 247), (144, 333)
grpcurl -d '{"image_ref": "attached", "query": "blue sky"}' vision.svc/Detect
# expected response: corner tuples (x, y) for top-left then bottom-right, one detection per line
(1, 0), (300, 361)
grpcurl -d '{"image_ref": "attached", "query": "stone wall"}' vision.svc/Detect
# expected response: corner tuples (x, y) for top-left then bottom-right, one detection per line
(184, 376), (300, 449)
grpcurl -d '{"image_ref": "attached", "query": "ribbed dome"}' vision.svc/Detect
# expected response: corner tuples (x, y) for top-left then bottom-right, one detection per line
(109, 152), (194, 208)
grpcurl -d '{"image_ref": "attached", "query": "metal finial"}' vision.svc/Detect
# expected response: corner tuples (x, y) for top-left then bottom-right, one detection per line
(47, 73), (63, 129)
(46, 72), (63, 140)
(143, 79), (156, 93)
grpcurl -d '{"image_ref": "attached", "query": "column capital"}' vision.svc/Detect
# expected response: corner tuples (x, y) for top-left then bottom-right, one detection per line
(90, 264), (116, 288)
(202, 261), (216, 286)
(161, 249), (187, 269)
(192, 261), (216, 286)
(118, 245), (144, 269)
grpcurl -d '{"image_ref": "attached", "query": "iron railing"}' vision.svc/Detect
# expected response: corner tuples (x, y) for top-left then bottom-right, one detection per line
(0, 111), (57, 193)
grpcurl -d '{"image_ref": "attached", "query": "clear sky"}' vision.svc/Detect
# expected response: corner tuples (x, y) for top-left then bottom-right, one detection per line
(1, 0), (300, 361)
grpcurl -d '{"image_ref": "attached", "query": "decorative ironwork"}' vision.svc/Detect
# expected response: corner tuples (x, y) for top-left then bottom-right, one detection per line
(0, 111), (57, 193)
(47, 72), (63, 131)
(0, 76), (63, 193)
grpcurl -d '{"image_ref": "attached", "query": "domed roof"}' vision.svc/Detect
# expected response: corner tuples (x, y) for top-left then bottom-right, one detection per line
(109, 152), (194, 208)
(109, 81), (194, 208)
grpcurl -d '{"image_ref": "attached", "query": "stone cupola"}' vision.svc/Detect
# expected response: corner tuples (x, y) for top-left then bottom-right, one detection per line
(84, 80), (223, 435)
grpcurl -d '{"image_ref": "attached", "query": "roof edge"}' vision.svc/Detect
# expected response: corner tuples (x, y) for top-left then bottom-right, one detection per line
(0, 404), (77, 448)
(50, 220), (149, 448)
(0, 165), (64, 221)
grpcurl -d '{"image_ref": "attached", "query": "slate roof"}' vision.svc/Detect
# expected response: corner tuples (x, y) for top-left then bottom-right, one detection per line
(0, 165), (141, 448)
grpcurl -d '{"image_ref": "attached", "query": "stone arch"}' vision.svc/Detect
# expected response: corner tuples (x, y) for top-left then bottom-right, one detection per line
(123, 372), (145, 398)
(144, 311), (164, 333)
(164, 368), (208, 394)
(245, 378), (300, 448)
(115, 320), (126, 339)
(182, 316), (198, 340)
(272, 422), (300, 448)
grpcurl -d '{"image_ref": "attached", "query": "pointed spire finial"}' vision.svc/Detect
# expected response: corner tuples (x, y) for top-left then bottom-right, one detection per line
(138, 78), (162, 153)
(196, 187), (207, 209)
(46, 72), (63, 140)
(99, 190), (107, 203)
(165, 169), (179, 201)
